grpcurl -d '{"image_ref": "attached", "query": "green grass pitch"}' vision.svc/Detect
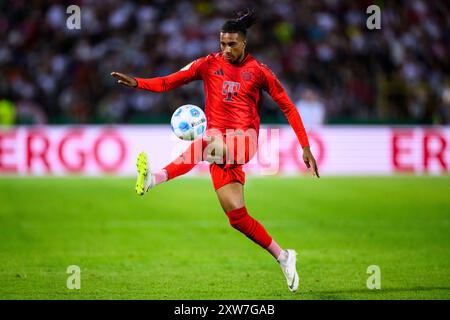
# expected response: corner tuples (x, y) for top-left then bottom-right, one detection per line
(0, 176), (449, 300)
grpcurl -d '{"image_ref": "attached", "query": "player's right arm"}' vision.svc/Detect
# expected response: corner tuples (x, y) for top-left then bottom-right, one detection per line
(111, 57), (207, 92)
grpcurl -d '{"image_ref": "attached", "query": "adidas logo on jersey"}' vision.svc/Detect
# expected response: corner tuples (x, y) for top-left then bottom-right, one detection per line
(214, 69), (224, 76)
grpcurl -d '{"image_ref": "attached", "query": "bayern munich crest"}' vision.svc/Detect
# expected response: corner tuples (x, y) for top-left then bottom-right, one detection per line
(241, 70), (252, 81)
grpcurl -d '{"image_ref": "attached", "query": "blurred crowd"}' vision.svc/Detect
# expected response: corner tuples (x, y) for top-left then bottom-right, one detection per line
(0, 0), (449, 125)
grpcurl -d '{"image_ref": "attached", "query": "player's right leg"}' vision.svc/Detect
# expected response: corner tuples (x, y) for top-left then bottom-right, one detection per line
(135, 128), (227, 196)
(135, 136), (210, 196)
(135, 151), (150, 195)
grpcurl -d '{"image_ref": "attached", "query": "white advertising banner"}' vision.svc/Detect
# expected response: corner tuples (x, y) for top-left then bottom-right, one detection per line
(0, 126), (448, 176)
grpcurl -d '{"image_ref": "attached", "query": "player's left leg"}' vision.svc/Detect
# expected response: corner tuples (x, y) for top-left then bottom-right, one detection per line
(212, 169), (299, 292)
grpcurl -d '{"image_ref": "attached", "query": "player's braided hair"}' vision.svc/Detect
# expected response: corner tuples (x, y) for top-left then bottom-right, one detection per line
(221, 8), (257, 37)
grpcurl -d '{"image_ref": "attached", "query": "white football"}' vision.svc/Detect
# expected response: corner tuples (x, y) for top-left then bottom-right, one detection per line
(170, 104), (207, 140)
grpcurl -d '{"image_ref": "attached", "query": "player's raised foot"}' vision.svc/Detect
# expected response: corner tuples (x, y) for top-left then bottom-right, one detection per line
(278, 249), (299, 292)
(135, 151), (153, 195)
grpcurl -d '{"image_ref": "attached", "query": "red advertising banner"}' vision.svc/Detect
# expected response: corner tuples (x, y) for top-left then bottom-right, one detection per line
(0, 126), (448, 176)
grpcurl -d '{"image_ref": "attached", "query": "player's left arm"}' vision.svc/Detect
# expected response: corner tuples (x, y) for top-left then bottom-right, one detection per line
(261, 66), (320, 178)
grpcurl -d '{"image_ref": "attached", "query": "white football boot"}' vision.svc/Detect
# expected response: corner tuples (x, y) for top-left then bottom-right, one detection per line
(135, 152), (155, 195)
(278, 249), (299, 292)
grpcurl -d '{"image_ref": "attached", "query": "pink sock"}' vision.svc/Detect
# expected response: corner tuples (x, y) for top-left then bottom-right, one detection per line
(266, 239), (283, 260)
(153, 169), (168, 186)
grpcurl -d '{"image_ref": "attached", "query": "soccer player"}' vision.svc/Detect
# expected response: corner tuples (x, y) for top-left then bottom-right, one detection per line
(111, 9), (319, 293)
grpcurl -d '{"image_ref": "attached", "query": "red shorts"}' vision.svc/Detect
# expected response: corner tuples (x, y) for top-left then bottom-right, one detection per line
(207, 129), (257, 190)
(209, 163), (246, 190)
(166, 128), (258, 190)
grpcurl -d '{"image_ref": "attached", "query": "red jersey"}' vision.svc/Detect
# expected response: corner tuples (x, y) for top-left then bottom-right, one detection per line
(135, 52), (310, 147)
